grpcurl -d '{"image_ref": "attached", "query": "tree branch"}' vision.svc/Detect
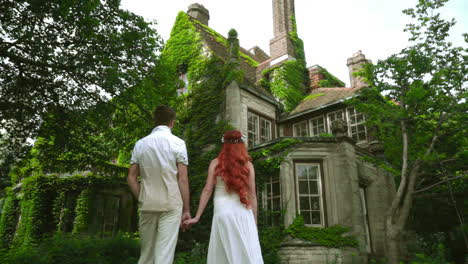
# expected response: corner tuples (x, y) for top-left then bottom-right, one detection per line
(413, 175), (465, 194)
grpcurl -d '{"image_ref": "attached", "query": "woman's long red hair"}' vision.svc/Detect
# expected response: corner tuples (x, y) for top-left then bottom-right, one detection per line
(215, 130), (251, 207)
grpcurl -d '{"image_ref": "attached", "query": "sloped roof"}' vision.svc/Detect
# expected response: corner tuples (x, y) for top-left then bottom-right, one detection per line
(289, 87), (362, 116)
(188, 16), (259, 85)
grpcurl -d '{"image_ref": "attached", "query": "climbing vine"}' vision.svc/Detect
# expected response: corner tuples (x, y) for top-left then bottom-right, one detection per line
(285, 216), (359, 248)
(256, 16), (309, 112)
(318, 66), (346, 88)
(250, 138), (302, 188)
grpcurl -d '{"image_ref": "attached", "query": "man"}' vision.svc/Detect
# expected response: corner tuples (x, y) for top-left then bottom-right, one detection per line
(127, 105), (191, 264)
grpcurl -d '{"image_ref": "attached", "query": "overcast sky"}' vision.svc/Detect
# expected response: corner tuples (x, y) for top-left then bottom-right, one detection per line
(121, 0), (467, 87)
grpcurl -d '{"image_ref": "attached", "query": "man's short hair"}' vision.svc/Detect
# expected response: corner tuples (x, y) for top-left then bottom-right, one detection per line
(153, 105), (176, 126)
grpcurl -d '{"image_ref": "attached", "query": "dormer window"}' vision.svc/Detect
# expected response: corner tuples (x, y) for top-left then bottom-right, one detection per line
(347, 107), (367, 142)
(293, 120), (309, 137)
(177, 72), (189, 96)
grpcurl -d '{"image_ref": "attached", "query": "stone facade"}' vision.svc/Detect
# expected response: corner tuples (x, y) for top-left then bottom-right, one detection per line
(171, 1), (394, 262)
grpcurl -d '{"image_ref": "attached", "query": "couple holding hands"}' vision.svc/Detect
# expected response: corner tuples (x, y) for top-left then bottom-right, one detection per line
(127, 105), (263, 264)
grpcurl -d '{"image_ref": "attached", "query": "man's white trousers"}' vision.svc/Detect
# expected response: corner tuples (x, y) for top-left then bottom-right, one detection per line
(138, 209), (182, 264)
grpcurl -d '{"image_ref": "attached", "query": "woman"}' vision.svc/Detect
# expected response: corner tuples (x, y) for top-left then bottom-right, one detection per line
(183, 130), (263, 264)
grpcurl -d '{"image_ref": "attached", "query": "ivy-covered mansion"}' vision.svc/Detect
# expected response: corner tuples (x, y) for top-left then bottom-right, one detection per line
(169, 1), (395, 263)
(0, 1), (396, 263)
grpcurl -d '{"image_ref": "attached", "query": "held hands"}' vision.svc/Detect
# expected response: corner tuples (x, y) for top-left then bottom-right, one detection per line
(182, 216), (199, 230)
(180, 211), (192, 232)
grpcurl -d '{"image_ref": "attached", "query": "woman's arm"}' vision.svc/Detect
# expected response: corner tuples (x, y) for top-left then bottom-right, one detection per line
(247, 161), (258, 224)
(183, 159), (218, 228)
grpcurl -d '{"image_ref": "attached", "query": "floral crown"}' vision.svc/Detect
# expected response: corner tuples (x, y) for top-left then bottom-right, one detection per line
(221, 134), (247, 144)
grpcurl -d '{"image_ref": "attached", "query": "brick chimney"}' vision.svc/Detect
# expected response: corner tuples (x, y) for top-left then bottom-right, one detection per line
(308, 65), (324, 90)
(346, 50), (370, 88)
(187, 3), (210, 26)
(269, 0), (296, 62)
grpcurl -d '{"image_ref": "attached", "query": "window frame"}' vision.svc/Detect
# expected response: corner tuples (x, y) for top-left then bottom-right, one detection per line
(309, 115), (326, 136)
(346, 107), (368, 142)
(294, 162), (325, 227)
(326, 109), (345, 133)
(263, 174), (282, 226)
(247, 110), (273, 147)
(293, 120), (309, 137)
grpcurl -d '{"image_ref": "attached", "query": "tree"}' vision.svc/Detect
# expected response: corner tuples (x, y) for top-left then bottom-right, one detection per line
(352, 0), (467, 262)
(0, 0), (163, 161)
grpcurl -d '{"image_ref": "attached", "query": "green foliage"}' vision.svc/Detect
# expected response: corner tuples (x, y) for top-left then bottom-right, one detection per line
(349, 0), (467, 262)
(317, 67), (346, 88)
(0, 172), (127, 249)
(285, 216), (359, 248)
(259, 226), (285, 264)
(0, 189), (19, 248)
(0, 233), (140, 264)
(72, 188), (93, 235)
(190, 17), (259, 67)
(256, 16), (308, 112)
(405, 243), (452, 264)
(0, 0), (163, 161)
(265, 61), (308, 112)
(303, 93), (325, 101)
(250, 138), (302, 183)
(173, 242), (208, 264)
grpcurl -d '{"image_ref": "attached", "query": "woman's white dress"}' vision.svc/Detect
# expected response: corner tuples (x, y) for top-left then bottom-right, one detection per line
(207, 177), (264, 264)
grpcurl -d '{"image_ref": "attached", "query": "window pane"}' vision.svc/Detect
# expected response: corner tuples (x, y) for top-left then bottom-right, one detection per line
(311, 197), (320, 210)
(299, 180), (309, 194)
(311, 211), (321, 225)
(300, 197), (310, 210)
(272, 182), (280, 196)
(308, 166), (318, 179)
(301, 211), (311, 225)
(310, 181), (318, 194)
(297, 166), (307, 179)
(273, 198), (281, 210)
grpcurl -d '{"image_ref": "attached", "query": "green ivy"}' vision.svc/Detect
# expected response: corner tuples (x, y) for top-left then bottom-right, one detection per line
(190, 16), (259, 67)
(0, 188), (18, 249)
(317, 67), (346, 88)
(285, 216), (359, 248)
(303, 93), (325, 101)
(256, 16), (308, 112)
(72, 187), (93, 235)
(250, 138), (302, 187)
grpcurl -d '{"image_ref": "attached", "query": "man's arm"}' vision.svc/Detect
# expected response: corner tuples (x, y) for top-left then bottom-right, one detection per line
(177, 162), (191, 230)
(127, 164), (140, 199)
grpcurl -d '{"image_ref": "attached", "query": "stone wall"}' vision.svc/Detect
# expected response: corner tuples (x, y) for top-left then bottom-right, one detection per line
(276, 138), (395, 261)
(225, 81), (277, 144)
(278, 238), (367, 264)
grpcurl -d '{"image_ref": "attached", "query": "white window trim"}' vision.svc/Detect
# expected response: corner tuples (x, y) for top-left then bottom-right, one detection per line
(309, 115), (326, 136)
(263, 175), (282, 226)
(346, 107), (368, 143)
(295, 162), (325, 227)
(326, 109), (345, 133)
(293, 120), (309, 137)
(248, 111), (273, 146)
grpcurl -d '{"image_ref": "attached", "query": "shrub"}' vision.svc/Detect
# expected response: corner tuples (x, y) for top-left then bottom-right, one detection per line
(0, 233), (139, 264)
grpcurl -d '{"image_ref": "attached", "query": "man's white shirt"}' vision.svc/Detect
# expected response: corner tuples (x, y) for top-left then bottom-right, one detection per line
(130, 125), (188, 212)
